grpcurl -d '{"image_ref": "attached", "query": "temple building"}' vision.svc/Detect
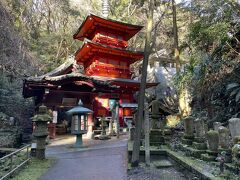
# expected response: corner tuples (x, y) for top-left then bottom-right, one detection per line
(23, 14), (157, 136)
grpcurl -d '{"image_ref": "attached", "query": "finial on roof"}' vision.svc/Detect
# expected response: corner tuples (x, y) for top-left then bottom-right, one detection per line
(102, 0), (109, 18)
(78, 99), (83, 106)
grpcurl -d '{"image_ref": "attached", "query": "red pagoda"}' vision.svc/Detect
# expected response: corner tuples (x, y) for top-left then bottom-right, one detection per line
(73, 14), (156, 124)
(23, 14), (157, 136)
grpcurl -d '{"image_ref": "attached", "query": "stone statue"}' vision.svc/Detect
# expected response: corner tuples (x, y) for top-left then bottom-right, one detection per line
(218, 126), (232, 163)
(193, 118), (207, 151)
(181, 116), (194, 146)
(201, 130), (219, 162)
(218, 126), (230, 149)
(229, 118), (240, 169)
(206, 130), (219, 152)
(229, 118), (240, 143)
(194, 118), (205, 140)
(216, 151), (226, 174)
(184, 116), (194, 138)
(232, 143), (240, 169)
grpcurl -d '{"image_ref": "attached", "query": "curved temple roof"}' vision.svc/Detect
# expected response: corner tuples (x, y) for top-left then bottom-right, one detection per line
(75, 39), (144, 63)
(73, 14), (143, 41)
(23, 58), (119, 98)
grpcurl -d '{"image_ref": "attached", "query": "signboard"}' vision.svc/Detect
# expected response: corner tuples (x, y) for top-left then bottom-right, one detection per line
(52, 111), (58, 123)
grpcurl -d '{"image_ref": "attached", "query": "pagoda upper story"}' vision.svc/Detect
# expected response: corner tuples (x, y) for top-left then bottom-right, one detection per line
(73, 14), (143, 49)
(73, 14), (144, 79)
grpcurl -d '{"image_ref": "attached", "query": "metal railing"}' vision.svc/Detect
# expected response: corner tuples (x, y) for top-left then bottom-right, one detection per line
(0, 144), (31, 180)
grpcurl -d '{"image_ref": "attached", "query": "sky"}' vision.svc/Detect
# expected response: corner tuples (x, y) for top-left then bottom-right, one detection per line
(176, 0), (190, 4)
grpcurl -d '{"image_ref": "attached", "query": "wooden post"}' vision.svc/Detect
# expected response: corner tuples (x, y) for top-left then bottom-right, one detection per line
(116, 101), (120, 139)
(109, 109), (114, 135)
(144, 102), (150, 166)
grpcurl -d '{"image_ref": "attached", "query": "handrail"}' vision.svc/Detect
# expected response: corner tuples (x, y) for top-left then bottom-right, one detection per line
(0, 145), (30, 161)
(0, 144), (31, 180)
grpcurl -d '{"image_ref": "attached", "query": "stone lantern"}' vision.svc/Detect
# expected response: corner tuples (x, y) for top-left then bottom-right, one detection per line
(32, 105), (52, 159)
(67, 100), (93, 148)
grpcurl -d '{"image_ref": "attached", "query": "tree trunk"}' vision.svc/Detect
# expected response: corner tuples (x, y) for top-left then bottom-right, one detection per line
(144, 102), (150, 166)
(47, 7), (51, 34)
(115, 101), (120, 139)
(172, 0), (180, 72)
(172, 0), (190, 117)
(109, 115), (114, 135)
(131, 0), (154, 167)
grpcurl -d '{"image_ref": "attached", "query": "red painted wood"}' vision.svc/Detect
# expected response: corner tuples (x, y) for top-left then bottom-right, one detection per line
(74, 15), (146, 125)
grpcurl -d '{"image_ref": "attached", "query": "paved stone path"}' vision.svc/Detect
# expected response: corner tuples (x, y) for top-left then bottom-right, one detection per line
(40, 135), (128, 180)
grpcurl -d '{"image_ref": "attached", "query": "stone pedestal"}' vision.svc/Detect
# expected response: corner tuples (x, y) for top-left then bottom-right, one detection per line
(179, 145), (206, 158)
(149, 128), (172, 146)
(193, 118), (207, 150)
(201, 130), (219, 162)
(182, 118), (206, 158)
(181, 116), (194, 145)
(150, 129), (165, 146)
(151, 117), (160, 129)
(217, 126), (232, 163)
(201, 150), (219, 162)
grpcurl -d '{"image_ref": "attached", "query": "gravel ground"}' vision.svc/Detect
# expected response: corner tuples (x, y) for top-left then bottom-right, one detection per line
(127, 165), (188, 180)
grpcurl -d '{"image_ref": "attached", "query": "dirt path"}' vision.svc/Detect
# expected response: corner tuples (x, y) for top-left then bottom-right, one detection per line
(40, 135), (128, 180)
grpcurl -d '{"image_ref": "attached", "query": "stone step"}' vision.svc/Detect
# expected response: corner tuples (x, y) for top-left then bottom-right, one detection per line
(150, 142), (165, 146)
(150, 129), (172, 135)
(181, 138), (193, 145)
(192, 142), (207, 150)
(179, 144), (206, 158)
(201, 153), (217, 162)
(153, 159), (173, 168)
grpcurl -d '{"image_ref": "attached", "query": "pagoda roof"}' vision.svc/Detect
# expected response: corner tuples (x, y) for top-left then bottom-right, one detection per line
(75, 39), (143, 63)
(73, 14), (143, 41)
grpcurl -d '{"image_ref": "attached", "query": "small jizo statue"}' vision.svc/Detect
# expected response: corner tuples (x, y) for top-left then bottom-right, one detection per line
(216, 151), (226, 174)
(232, 138), (240, 168)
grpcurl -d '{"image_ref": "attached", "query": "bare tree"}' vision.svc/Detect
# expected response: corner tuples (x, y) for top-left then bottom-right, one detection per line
(131, 0), (154, 167)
